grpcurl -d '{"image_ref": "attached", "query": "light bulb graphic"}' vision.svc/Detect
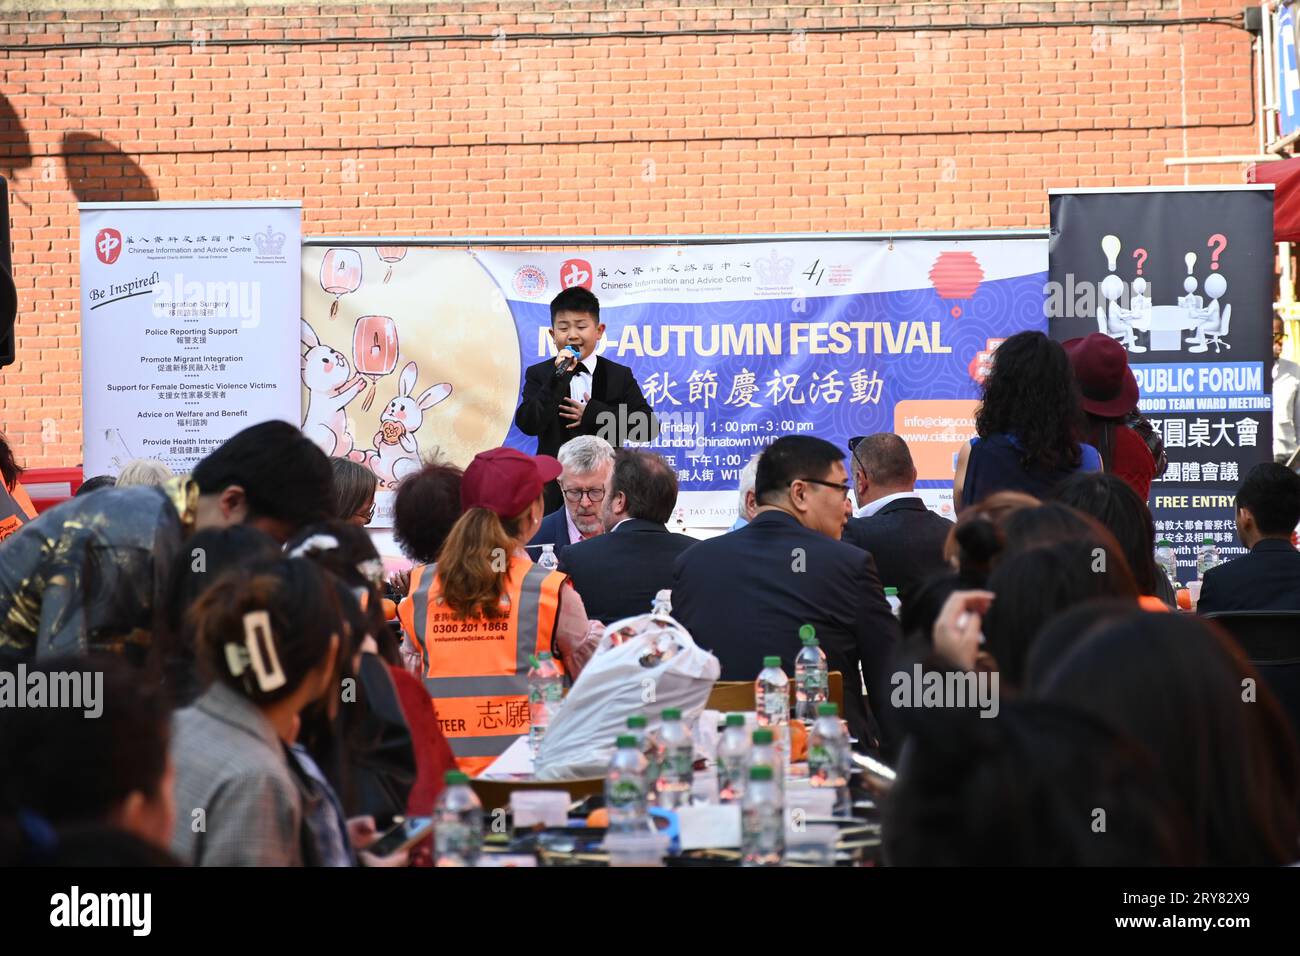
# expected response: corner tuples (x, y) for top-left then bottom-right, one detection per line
(1184, 252), (1197, 275)
(1101, 235), (1121, 272)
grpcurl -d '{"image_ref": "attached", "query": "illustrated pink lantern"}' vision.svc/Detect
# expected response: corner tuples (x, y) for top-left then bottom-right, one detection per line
(321, 248), (363, 319)
(353, 314), (400, 412)
(928, 252), (985, 319)
(376, 246), (407, 284)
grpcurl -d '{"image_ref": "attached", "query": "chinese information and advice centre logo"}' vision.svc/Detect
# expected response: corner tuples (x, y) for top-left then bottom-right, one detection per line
(95, 228), (123, 265)
(560, 258), (593, 290)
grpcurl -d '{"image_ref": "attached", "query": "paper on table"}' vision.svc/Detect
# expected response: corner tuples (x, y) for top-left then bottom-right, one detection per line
(478, 735), (534, 779)
(677, 804), (742, 850)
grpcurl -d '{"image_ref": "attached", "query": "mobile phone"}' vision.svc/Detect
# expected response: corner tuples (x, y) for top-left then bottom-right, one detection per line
(367, 816), (433, 857)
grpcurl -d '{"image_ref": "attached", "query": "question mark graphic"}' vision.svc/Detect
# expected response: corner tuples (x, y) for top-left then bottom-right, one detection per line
(1207, 234), (1227, 271)
(1132, 248), (1148, 276)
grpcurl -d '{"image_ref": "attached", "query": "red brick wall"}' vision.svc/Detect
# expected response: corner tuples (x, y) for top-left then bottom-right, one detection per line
(0, 0), (1263, 466)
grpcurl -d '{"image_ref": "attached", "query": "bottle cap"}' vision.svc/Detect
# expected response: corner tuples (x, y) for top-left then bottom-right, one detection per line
(537, 651), (552, 661)
(1156, 538), (1172, 547)
(817, 702), (838, 716)
(444, 770), (469, 785)
(627, 715), (647, 729)
(661, 707), (682, 721)
(753, 728), (774, 744)
(725, 713), (745, 727)
(616, 734), (637, 748)
(798, 623), (815, 642)
(1202, 537), (1214, 544)
(749, 766), (774, 781)
(762, 656), (783, 668)
(884, 587), (899, 597)
(800, 634), (819, 647)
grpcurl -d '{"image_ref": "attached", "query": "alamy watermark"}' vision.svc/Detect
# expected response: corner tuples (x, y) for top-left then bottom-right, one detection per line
(889, 663), (1000, 719)
(0, 664), (103, 718)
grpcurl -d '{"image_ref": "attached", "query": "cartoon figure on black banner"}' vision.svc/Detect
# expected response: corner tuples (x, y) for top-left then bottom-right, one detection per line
(1094, 234), (1233, 354)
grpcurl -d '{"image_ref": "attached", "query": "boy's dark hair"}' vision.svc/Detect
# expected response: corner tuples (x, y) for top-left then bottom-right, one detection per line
(549, 286), (600, 324)
(754, 435), (843, 505)
(1235, 462), (1300, 536)
(75, 475), (117, 496)
(392, 459), (464, 564)
(883, 700), (1189, 866)
(0, 655), (172, 826)
(191, 420), (333, 529)
(611, 450), (678, 525)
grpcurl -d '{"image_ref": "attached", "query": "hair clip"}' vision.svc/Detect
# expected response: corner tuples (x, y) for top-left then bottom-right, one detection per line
(225, 610), (287, 693)
(287, 534), (340, 559)
(357, 558), (384, 587)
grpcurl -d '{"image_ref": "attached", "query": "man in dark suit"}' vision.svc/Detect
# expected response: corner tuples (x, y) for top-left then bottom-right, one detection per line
(842, 433), (953, 602)
(526, 435), (613, 564)
(560, 449), (696, 623)
(514, 286), (657, 513)
(1199, 462), (1300, 613)
(671, 436), (903, 760)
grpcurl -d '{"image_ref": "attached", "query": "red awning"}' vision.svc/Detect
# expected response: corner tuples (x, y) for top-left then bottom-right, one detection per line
(1247, 157), (1300, 242)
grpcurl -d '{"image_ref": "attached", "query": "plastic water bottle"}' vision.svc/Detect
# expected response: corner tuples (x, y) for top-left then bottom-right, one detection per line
(654, 708), (694, 809)
(433, 770), (483, 866)
(793, 626), (828, 728)
(606, 735), (651, 833)
(808, 703), (852, 817)
(748, 727), (784, 795)
(741, 765), (784, 867)
(527, 651), (563, 757)
(626, 714), (648, 752)
(1196, 537), (1221, 580)
(755, 655), (790, 759)
(1154, 539), (1178, 586)
(716, 714), (751, 804)
(537, 543), (559, 570)
(884, 587), (902, 619)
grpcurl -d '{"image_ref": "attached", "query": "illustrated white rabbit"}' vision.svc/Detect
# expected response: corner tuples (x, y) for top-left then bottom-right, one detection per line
(301, 319), (366, 457)
(366, 361), (452, 487)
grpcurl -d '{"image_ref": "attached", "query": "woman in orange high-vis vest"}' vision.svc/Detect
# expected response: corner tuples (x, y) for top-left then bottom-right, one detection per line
(0, 432), (37, 542)
(398, 447), (600, 777)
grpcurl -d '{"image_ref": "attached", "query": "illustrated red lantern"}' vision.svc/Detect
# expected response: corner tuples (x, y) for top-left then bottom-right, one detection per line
(376, 246), (407, 284)
(321, 248), (363, 319)
(353, 315), (400, 411)
(928, 251), (984, 319)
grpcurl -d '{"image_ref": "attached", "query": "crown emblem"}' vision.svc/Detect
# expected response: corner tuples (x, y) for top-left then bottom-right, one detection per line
(254, 225), (285, 256)
(754, 247), (794, 285)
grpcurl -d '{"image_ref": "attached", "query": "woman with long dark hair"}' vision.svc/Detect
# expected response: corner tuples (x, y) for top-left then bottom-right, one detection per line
(954, 331), (1100, 510)
(0, 431), (37, 536)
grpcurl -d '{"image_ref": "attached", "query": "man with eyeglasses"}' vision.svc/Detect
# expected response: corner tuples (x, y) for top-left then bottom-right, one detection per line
(671, 435), (903, 761)
(527, 435), (615, 564)
(1273, 316), (1300, 468)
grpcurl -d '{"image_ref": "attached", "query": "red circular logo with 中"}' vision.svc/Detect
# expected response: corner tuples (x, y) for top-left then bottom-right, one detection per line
(95, 228), (123, 265)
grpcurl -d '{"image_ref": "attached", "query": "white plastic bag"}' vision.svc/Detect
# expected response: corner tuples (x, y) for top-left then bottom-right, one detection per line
(534, 598), (720, 780)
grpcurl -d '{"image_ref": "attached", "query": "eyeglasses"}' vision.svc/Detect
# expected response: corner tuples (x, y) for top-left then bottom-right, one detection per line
(562, 486), (606, 503)
(354, 504), (376, 523)
(792, 478), (852, 498)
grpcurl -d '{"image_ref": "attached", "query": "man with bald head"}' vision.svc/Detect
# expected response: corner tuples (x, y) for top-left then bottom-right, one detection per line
(842, 432), (952, 601)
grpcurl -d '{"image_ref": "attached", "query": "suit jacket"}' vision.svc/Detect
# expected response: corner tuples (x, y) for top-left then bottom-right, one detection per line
(670, 509), (903, 760)
(527, 507), (580, 564)
(1197, 538), (1300, 613)
(841, 496), (954, 602)
(559, 517), (697, 624)
(514, 355), (657, 460)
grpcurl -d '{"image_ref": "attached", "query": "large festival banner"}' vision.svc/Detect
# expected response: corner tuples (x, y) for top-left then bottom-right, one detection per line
(1048, 186), (1275, 582)
(301, 239), (1048, 528)
(81, 201), (302, 476)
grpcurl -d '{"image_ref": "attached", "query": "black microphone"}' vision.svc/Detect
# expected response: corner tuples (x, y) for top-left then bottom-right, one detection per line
(553, 344), (582, 379)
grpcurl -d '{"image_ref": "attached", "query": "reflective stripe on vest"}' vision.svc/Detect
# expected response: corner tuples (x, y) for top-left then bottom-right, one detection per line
(406, 555), (564, 769)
